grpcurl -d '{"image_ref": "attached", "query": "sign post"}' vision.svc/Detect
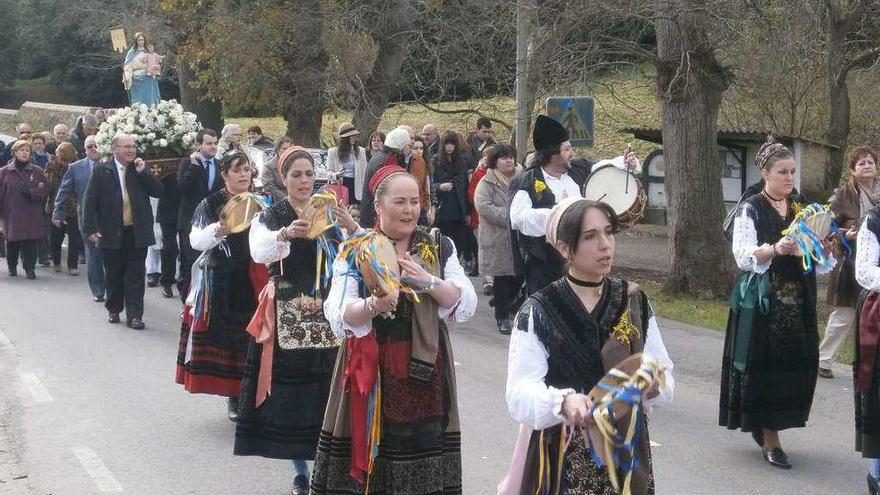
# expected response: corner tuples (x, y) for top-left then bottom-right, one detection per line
(546, 97), (595, 147)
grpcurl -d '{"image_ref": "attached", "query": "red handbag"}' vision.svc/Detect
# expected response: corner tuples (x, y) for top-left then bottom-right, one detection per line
(324, 181), (349, 206)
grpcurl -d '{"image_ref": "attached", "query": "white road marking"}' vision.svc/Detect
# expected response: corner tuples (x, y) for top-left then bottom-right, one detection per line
(17, 371), (53, 402)
(72, 447), (123, 493)
(650, 440), (662, 447)
(454, 360), (462, 366)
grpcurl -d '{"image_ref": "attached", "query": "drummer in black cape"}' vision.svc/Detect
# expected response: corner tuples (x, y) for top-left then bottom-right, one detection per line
(508, 114), (641, 295)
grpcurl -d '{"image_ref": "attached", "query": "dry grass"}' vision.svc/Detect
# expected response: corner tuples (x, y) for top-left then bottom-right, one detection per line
(633, 277), (850, 364)
(229, 68), (662, 159)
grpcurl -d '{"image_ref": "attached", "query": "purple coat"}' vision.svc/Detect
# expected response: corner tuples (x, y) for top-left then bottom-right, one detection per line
(0, 162), (49, 241)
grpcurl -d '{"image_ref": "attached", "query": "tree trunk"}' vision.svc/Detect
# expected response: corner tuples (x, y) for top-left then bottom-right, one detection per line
(178, 59), (224, 132)
(279, 0), (328, 148)
(351, 0), (415, 144)
(825, 4), (850, 190)
(284, 95), (325, 148)
(514, 0), (536, 160)
(655, 0), (733, 297)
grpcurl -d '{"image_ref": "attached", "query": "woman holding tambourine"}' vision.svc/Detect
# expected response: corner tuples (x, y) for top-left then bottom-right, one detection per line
(506, 197), (674, 495)
(719, 138), (835, 469)
(175, 151), (266, 417)
(237, 146), (358, 495)
(311, 165), (477, 495)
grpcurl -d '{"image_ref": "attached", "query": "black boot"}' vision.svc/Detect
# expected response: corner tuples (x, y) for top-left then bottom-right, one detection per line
(227, 397), (239, 421)
(497, 319), (512, 335)
(291, 474), (310, 495)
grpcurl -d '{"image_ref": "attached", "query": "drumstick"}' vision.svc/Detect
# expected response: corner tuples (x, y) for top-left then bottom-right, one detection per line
(624, 143), (632, 195)
(597, 193), (608, 202)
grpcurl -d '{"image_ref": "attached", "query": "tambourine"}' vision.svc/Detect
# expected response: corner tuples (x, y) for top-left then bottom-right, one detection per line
(220, 193), (267, 234)
(299, 190), (339, 240)
(340, 230), (401, 298)
(585, 353), (665, 495)
(782, 203), (842, 272)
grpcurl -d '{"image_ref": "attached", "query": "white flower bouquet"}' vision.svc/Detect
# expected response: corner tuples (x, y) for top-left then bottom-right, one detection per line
(95, 100), (201, 159)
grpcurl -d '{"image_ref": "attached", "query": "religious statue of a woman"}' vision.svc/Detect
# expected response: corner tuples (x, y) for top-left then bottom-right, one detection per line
(123, 32), (162, 107)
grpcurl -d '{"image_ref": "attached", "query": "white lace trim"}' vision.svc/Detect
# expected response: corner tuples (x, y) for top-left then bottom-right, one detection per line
(857, 222), (880, 291)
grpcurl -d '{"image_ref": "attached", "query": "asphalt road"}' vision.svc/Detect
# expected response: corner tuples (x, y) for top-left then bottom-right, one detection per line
(0, 261), (867, 494)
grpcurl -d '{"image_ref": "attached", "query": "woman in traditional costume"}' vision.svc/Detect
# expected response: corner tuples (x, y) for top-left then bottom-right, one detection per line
(719, 138), (834, 469)
(175, 151), (267, 419)
(235, 146), (358, 495)
(506, 198), (673, 495)
(311, 166), (477, 494)
(819, 147), (880, 378)
(854, 201), (880, 494)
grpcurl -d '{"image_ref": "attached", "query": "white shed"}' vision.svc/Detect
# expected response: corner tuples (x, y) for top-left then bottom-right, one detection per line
(621, 128), (838, 224)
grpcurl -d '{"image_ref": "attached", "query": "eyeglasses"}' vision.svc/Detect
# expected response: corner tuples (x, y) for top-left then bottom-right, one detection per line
(86, 144), (97, 149)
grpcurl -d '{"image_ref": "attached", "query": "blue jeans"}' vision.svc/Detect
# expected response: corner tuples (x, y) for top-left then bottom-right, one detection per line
(84, 237), (106, 298)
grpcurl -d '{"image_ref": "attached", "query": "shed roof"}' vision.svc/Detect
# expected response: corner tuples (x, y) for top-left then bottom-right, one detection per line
(620, 127), (838, 150)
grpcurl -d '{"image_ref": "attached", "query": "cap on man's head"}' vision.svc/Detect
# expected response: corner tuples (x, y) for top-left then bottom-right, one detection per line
(384, 128), (411, 151)
(533, 115), (569, 153)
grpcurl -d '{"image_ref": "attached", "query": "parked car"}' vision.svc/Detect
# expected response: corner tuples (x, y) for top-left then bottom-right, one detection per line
(247, 145), (329, 193)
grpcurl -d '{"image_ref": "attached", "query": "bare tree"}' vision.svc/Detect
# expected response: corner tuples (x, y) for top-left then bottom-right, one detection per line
(162, 0), (224, 130)
(348, 0), (417, 139)
(655, 0), (735, 296)
(168, 0), (329, 145)
(719, 0), (827, 139)
(820, 0), (880, 189)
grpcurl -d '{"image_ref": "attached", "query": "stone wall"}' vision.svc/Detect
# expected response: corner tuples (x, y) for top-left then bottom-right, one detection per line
(0, 102), (97, 135)
(0, 109), (17, 135)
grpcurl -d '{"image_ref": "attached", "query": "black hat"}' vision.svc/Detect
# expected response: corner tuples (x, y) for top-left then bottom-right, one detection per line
(533, 115), (569, 152)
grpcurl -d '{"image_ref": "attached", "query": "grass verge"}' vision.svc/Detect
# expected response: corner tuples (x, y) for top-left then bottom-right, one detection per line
(632, 275), (851, 365)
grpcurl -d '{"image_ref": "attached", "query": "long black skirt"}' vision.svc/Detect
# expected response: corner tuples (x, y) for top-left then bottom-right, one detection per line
(234, 336), (338, 460)
(719, 276), (819, 432)
(854, 291), (880, 457)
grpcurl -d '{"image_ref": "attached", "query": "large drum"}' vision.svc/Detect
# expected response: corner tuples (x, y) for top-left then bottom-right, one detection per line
(583, 164), (647, 229)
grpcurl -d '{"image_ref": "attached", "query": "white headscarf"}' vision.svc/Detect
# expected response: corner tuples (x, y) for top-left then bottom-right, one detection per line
(545, 197), (588, 247)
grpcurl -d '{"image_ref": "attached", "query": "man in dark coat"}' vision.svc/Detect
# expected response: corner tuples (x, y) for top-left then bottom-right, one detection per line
(466, 117), (496, 168)
(70, 115), (99, 159)
(247, 125), (274, 148)
(156, 165), (181, 299)
(508, 116), (584, 295)
(358, 128), (411, 228)
(1, 123), (32, 165)
(421, 124), (439, 163)
(175, 128), (222, 300)
(45, 124), (71, 155)
(82, 134), (164, 329)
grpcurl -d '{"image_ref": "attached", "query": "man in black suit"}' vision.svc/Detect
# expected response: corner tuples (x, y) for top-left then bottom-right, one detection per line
(82, 134), (164, 329)
(175, 128), (222, 301)
(156, 164), (181, 299)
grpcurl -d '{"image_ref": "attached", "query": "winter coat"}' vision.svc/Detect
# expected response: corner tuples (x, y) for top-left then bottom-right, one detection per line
(474, 166), (521, 277)
(431, 152), (469, 224)
(826, 180), (875, 307)
(0, 161), (50, 241)
(44, 159), (77, 218)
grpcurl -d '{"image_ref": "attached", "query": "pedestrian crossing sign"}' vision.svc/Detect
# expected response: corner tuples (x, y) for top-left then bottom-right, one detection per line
(546, 97), (595, 147)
